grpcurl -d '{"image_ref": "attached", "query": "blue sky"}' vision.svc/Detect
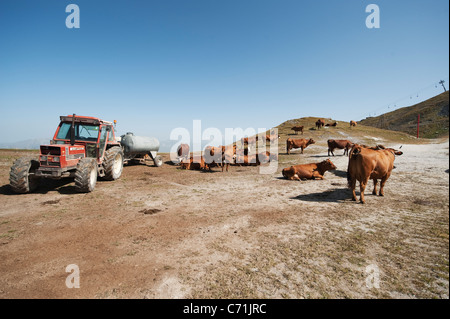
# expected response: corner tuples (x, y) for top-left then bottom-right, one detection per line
(0, 0), (448, 147)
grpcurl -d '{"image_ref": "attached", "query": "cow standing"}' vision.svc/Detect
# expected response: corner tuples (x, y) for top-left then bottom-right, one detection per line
(286, 138), (315, 155)
(316, 119), (325, 130)
(222, 145), (237, 172)
(327, 139), (353, 156)
(347, 144), (403, 204)
(291, 126), (304, 135)
(204, 145), (236, 172)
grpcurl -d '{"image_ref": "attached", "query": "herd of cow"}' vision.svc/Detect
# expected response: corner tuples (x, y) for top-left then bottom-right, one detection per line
(175, 122), (403, 204)
(291, 120), (357, 135)
(176, 132), (280, 172)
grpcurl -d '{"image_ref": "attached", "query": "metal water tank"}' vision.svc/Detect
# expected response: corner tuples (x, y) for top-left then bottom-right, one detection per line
(120, 132), (160, 155)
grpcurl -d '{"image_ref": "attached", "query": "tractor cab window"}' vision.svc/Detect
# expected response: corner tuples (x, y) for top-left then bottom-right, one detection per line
(56, 123), (100, 142)
(107, 126), (115, 142)
(98, 127), (108, 158)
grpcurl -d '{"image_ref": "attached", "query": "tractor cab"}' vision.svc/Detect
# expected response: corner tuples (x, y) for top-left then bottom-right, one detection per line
(51, 115), (117, 160)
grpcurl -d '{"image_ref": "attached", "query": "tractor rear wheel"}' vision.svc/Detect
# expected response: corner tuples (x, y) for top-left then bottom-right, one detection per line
(9, 157), (40, 194)
(103, 146), (124, 181)
(74, 158), (98, 193)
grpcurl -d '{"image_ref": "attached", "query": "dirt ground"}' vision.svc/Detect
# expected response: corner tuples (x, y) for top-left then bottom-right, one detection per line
(0, 133), (448, 299)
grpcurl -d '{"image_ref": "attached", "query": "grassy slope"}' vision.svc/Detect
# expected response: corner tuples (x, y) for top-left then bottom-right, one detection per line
(272, 116), (423, 149)
(359, 91), (449, 139)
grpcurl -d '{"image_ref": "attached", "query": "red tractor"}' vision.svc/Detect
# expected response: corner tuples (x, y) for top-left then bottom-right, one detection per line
(9, 114), (124, 193)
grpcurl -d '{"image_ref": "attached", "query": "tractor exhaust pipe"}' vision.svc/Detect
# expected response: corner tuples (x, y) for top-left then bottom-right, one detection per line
(70, 113), (76, 146)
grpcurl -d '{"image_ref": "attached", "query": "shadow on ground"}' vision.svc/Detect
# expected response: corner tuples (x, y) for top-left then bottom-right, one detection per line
(330, 169), (348, 178)
(0, 178), (109, 195)
(290, 188), (350, 203)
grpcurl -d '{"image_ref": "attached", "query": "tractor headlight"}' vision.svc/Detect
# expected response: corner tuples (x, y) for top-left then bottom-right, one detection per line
(52, 157), (60, 162)
(40, 156), (48, 161)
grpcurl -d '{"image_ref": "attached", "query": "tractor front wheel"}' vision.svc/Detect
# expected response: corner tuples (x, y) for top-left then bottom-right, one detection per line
(9, 157), (40, 194)
(103, 147), (124, 181)
(74, 158), (98, 193)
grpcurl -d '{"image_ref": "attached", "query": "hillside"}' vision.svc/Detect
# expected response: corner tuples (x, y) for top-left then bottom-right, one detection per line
(273, 116), (420, 148)
(359, 91), (449, 139)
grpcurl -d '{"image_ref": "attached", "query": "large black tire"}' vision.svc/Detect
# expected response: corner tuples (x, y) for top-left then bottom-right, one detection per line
(9, 157), (40, 194)
(74, 158), (98, 193)
(103, 147), (124, 181)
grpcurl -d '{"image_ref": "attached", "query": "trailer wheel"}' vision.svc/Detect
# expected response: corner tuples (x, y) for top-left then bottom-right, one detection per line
(153, 155), (163, 167)
(74, 158), (98, 193)
(9, 157), (40, 194)
(103, 146), (124, 181)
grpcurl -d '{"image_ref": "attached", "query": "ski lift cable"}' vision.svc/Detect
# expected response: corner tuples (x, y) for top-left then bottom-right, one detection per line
(356, 77), (449, 120)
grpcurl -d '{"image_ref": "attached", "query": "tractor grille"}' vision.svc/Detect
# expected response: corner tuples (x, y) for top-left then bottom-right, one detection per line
(40, 146), (62, 167)
(40, 146), (61, 155)
(40, 156), (61, 167)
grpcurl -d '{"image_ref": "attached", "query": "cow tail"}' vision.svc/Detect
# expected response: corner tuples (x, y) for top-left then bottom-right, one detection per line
(347, 170), (352, 189)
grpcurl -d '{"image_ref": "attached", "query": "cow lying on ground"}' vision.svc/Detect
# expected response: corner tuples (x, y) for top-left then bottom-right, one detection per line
(291, 126), (304, 135)
(235, 154), (260, 166)
(327, 139), (353, 156)
(347, 144), (403, 204)
(180, 155), (207, 171)
(286, 138), (315, 155)
(282, 159), (337, 181)
(235, 151), (278, 166)
(325, 122), (337, 127)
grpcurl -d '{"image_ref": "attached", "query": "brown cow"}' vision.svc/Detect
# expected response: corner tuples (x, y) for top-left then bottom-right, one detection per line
(327, 139), (353, 156)
(204, 145), (236, 172)
(235, 154), (260, 166)
(350, 120), (357, 127)
(221, 145), (237, 172)
(316, 119), (325, 130)
(177, 143), (190, 162)
(325, 122), (337, 127)
(180, 155), (207, 171)
(282, 159), (337, 181)
(286, 138), (315, 155)
(266, 133), (280, 142)
(291, 126), (304, 135)
(347, 144), (403, 204)
(235, 150), (277, 166)
(204, 146), (223, 169)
